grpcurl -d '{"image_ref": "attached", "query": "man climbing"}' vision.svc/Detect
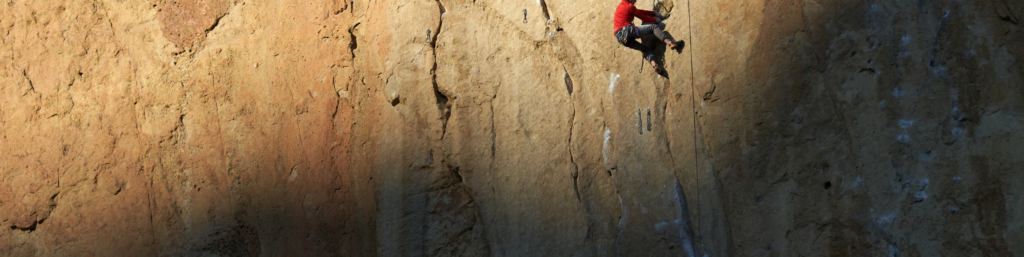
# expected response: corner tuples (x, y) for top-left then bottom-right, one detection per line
(613, 0), (681, 74)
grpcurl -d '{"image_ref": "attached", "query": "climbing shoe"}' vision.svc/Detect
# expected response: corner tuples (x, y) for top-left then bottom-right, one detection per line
(668, 40), (683, 50)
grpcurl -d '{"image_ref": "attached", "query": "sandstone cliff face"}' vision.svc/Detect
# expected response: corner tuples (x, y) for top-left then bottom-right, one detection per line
(2, 0), (1023, 256)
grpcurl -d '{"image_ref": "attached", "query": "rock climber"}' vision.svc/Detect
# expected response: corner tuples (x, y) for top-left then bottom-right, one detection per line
(613, 0), (681, 74)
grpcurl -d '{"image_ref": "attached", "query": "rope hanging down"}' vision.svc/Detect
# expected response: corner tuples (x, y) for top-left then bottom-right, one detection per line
(684, 0), (702, 253)
(656, 0), (704, 252)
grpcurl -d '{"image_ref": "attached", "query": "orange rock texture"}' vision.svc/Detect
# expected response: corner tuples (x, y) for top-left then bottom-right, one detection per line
(1, 0), (1022, 256)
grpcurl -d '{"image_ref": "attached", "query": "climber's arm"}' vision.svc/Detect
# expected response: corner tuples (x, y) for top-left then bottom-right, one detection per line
(633, 8), (659, 23)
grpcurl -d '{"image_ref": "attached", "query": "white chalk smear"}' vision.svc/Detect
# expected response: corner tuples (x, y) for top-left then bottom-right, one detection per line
(616, 194), (627, 231)
(609, 73), (620, 94)
(892, 88), (905, 98)
(877, 213), (896, 225)
(655, 221), (669, 232)
(899, 119), (914, 128)
(919, 152), (935, 161)
(888, 244), (900, 257)
(915, 191), (928, 200)
(897, 133), (911, 143)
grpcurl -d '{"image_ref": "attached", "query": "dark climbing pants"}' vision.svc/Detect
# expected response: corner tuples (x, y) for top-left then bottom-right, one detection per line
(622, 22), (669, 61)
(636, 22), (668, 42)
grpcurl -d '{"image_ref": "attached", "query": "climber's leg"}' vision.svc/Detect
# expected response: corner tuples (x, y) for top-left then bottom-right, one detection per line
(638, 23), (681, 49)
(624, 39), (655, 62)
(636, 22), (669, 42)
(621, 37), (660, 73)
(625, 40), (660, 73)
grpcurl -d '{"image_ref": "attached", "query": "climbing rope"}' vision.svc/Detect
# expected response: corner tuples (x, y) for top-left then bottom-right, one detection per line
(684, 0), (701, 253)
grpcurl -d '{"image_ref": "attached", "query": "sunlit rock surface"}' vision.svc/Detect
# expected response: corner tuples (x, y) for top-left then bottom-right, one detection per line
(1, 0), (1022, 256)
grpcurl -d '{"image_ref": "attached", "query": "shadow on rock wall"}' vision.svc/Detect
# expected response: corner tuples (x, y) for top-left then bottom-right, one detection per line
(2, 0), (1024, 256)
(691, 0), (1024, 255)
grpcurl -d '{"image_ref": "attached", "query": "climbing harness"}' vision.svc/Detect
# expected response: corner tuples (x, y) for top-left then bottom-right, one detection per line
(615, 24), (639, 46)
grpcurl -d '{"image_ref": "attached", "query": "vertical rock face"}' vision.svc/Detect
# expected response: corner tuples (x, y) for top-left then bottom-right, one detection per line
(153, 0), (232, 52)
(1, 0), (1022, 256)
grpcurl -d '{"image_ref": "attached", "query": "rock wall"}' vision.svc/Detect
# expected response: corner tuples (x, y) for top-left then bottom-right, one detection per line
(2, 0), (1022, 256)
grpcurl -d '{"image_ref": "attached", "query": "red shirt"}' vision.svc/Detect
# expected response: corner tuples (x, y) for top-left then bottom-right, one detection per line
(614, 0), (657, 33)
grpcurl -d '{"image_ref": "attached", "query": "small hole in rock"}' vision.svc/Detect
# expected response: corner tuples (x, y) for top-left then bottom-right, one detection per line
(824, 181), (832, 189)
